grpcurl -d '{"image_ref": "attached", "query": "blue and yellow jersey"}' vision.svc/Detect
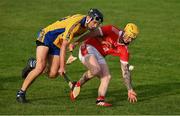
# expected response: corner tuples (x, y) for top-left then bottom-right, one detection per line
(37, 14), (87, 48)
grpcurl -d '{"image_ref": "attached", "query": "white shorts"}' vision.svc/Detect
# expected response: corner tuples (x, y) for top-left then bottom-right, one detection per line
(79, 44), (106, 64)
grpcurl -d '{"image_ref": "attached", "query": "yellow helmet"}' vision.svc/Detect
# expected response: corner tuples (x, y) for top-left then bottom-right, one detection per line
(124, 23), (139, 39)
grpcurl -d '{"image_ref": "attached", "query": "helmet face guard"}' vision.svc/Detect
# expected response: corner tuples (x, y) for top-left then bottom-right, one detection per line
(93, 15), (103, 23)
(88, 8), (103, 23)
(124, 31), (137, 39)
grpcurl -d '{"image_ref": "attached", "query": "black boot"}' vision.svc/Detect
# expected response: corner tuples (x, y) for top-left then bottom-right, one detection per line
(16, 90), (27, 103)
(22, 57), (36, 79)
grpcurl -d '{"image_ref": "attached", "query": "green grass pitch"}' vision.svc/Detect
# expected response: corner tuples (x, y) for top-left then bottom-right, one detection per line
(0, 0), (180, 115)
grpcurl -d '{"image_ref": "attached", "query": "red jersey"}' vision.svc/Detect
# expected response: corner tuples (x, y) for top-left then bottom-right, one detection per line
(84, 25), (129, 63)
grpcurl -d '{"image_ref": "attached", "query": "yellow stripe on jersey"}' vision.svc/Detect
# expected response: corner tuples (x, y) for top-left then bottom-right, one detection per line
(61, 14), (86, 41)
(41, 14), (87, 48)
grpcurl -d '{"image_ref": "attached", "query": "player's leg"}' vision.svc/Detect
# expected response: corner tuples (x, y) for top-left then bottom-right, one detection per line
(70, 44), (103, 100)
(77, 44), (102, 86)
(21, 34), (44, 79)
(45, 41), (61, 78)
(78, 54), (101, 86)
(69, 54), (101, 100)
(47, 55), (60, 78)
(21, 46), (49, 90)
(98, 63), (111, 97)
(16, 45), (49, 103)
(70, 45), (102, 100)
(96, 63), (112, 107)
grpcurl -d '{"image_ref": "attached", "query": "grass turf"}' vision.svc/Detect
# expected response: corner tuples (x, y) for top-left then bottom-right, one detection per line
(0, 0), (180, 115)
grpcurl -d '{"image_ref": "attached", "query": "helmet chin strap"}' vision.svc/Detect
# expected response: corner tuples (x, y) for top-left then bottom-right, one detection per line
(119, 33), (129, 45)
(86, 17), (92, 24)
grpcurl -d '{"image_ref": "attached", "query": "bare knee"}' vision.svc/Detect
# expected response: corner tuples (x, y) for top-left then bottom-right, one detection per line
(48, 71), (58, 79)
(91, 67), (101, 76)
(34, 63), (46, 74)
(101, 75), (111, 82)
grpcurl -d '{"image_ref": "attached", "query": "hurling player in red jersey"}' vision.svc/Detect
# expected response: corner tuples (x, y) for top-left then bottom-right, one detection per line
(72, 23), (139, 107)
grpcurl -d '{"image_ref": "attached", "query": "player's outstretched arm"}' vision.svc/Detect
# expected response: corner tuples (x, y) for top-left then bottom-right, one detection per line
(59, 39), (69, 76)
(120, 62), (137, 103)
(121, 62), (132, 90)
(75, 28), (102, 45)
